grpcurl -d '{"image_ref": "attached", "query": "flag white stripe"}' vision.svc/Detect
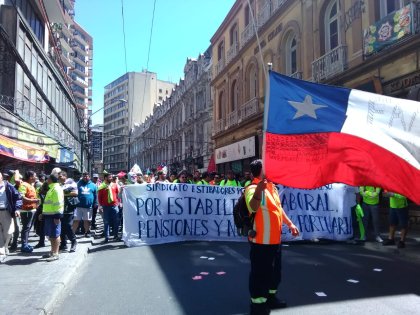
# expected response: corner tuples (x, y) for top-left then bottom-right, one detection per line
(342, 89), (420, 170)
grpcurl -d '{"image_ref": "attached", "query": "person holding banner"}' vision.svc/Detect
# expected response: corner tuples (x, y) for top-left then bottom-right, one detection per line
(245, 159), (299, 315)
(359, 186), (383, 242)
(382, 191), (409, 248)
(98, 172), (120, 243)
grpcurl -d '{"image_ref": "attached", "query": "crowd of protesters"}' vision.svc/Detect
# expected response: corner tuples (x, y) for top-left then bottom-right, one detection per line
(0, 165), (411, 263)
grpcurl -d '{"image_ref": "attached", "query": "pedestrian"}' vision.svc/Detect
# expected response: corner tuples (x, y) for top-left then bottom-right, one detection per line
(58, 171), (78, 252)
(91, 174), (100, 230)
(5, 170), (21, 252)
(74, 172), (97, 238)
(382, 191), (409, 248)
(359, 186), (383, 242)
(18, 171), (40, 253)
(98, 172), (120, 243)
(155, 170), (169, 183)
(242, 171), (253, 187)
(245, 159), (299, 315)
(220, 170), (241, 187)
(33, 181), (49, 248)
(196, 171), (210, 185)
(41, 172), (64, 261)
(0, 171), (22, 263)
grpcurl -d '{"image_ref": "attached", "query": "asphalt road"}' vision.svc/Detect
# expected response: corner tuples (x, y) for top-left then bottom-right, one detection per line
(53, 241), (420, 315)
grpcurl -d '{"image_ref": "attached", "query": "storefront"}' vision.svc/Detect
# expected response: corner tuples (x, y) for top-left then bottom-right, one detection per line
(215, 136), (258, 175)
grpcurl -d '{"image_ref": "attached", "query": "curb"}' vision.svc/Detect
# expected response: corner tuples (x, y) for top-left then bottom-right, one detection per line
(37, 241), (90, 315)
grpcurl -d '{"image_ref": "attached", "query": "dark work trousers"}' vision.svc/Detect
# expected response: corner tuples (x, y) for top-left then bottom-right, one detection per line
(91, 205), (98, 228)
(60, 213), (76, 246)
(20, 210), (35, 246)
(249, 242), (282, 299)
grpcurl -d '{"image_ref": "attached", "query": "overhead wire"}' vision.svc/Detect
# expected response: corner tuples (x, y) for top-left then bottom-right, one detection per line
(138, 0), (158, 126)
(121, 0), (129, 74)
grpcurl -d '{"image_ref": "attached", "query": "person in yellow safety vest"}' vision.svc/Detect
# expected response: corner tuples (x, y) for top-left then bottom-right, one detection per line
(359, 186), (383, 243)
(219, 170), (241, 187)
(196, 171), (211, 185)
(40, 173), (64, 262)
(245, 159), (299, 315)
(382, 191), (409, 248)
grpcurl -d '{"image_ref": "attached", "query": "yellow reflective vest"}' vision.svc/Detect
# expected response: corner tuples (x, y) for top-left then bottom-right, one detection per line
(43, 183), (64, 215)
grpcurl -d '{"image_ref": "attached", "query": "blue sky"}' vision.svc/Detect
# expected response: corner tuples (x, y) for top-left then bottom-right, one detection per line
(75, 0), (235, 125)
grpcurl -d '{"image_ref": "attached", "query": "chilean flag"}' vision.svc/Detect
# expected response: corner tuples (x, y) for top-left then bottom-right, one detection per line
(264, 71), (420, 204)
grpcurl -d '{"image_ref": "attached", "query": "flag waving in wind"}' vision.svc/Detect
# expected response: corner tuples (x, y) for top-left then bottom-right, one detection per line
(264, 71), (420, 204)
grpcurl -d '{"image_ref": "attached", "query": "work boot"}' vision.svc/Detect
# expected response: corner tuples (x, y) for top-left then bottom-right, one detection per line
(59, 243), (68, 252)
(267, 294), (287, 309)
(70, 240), (77, 252)
(34, 242), (45, 249)
(250, 302), (270, 315)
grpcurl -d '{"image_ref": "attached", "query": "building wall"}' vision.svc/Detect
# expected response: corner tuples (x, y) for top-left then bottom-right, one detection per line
(130, 51), (213, 174)
(103, 71), (175, 173)
(0, 1), (83, 175)
(210, 0), (420, 174)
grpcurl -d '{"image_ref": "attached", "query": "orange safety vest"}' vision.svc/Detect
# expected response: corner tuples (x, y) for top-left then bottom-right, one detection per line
(248, 178), (283, 245)
(20, 181), (38, 210)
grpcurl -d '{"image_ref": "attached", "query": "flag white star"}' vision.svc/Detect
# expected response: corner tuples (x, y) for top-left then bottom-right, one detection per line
(288, 95), (327, 119)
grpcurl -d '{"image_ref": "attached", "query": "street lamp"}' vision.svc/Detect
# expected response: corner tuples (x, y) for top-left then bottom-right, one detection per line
(79, 127), (87, 172)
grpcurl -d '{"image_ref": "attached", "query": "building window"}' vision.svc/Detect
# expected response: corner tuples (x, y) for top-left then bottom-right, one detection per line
(285, 33), (297, 75)
(325, 0), (340, 52)
(230, 23), (238, 47)
(218, 41), (225, 61)
(245, 0), (255, 26)
(247, 64), (258, 100)
(230, 80), (238, 112)
(380, 0), (411, 18)
(218, 91), (224, 120)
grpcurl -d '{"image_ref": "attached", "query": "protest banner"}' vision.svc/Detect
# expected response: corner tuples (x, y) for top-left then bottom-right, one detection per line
(122, 183), (355, 247)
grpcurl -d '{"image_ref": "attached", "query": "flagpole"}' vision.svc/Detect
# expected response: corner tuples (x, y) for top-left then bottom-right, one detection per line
(247, 0), (269, 177)
(262, 64), (272, 178)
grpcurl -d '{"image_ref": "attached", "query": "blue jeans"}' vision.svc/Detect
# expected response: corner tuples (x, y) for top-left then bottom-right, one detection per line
(20, 211), (35, 246)
(103, 206), (119, 239)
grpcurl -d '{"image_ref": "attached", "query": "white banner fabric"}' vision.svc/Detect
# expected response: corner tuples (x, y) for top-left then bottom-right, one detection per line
(122, 183), (355, 247)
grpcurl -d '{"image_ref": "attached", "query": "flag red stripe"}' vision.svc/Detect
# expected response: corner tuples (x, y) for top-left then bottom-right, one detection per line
(264, 132), (420, 204)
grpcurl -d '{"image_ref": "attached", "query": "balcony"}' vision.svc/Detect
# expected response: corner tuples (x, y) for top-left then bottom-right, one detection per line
(272, 0), (287, 14)
(214, 58), (225, 76)
(289, 71), (302, 79)
(226, 43), (239, 65)
(241, 23), (255, 49)
(214, 119), (225, 134)
(257, 2), (271, 28)
(239, 97), (259, 121)
(363, 4), (418, 57)
(226, 110), (238, 129)
(312, 45), (347, 82)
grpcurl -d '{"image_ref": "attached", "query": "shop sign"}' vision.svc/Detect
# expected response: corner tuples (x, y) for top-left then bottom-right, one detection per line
(17, 120), (60, 158)
(383, 71), (420, 94)
(215, 136), (256, 164)
(0, 134), (49, 163)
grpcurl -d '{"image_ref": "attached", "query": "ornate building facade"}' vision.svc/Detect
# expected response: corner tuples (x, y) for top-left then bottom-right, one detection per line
(211, 0), (419, 174)
(130, 49), (213, 174)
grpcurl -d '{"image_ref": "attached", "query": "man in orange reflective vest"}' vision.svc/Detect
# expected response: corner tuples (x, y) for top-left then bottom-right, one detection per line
(245, 159), (299, 315)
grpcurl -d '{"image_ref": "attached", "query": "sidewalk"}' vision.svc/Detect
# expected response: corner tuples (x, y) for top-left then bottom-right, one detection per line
(0, 213), (122, 315)
(1, 224), (419, 315)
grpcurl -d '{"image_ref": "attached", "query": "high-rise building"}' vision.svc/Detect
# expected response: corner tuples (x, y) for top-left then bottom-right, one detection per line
(103, 71), (174, 173)
(91, 124), (103, 175)
(0, 0), (90, 175)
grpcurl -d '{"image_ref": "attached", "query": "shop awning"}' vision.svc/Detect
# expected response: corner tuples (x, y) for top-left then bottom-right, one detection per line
(0, 134), (49, 163)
